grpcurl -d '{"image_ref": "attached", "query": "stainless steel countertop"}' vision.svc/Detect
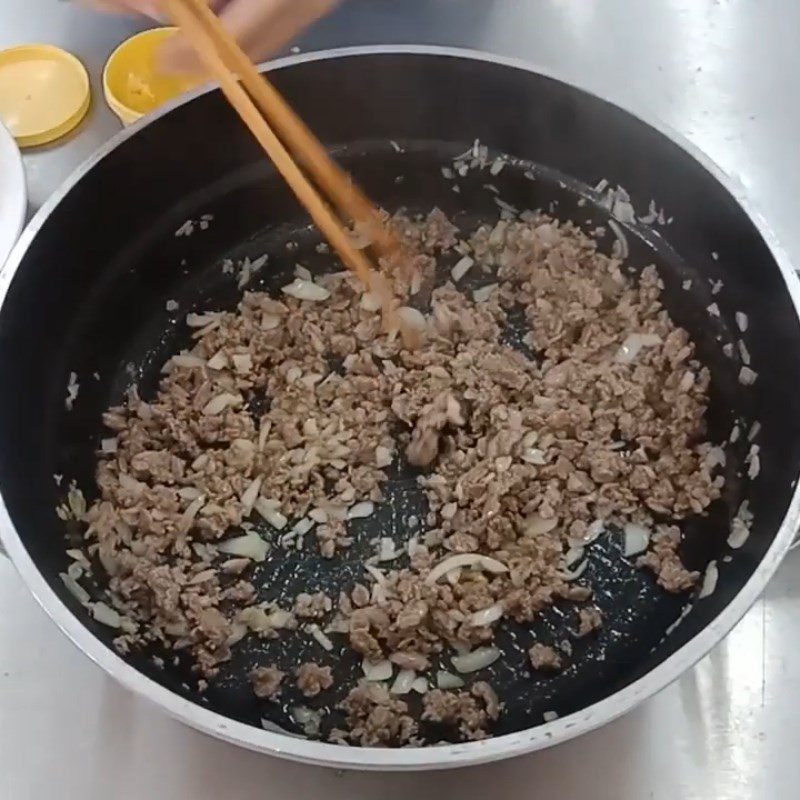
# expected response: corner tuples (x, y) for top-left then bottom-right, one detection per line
(2, 1), (799, 797)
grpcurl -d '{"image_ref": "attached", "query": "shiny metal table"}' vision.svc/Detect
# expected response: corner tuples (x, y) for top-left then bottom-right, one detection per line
(2, 1), (799, 797)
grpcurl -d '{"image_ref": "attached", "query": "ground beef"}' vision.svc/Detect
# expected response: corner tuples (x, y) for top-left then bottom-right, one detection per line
(296, 662), (333, 698)
(575, 606), (603, 637)
(333, 682), (418, 747)
(250, 666), (285, 699)
(421, 682), (500, 741)
(61, 203), (726, 745)
(529, 643), (563, 671)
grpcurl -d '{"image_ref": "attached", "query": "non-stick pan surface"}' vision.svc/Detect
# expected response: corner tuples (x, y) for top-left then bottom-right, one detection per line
(1, 49), (799, 753)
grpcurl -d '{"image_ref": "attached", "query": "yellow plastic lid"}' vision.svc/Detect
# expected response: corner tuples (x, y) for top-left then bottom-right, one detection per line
(104, 28), (200, 126)
(0, 44), (91, 148)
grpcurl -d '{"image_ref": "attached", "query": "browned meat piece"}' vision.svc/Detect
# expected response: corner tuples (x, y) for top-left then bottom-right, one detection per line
(294, 591), (332, 620)
(529, 643), (563, 671)
(335, 682), (418, 747)
(575, 606), (603, 637)
(637, 526), (699, 592)
(421, 683), (499, 741)
(250, 666), (285, 699)
(296, 662), (334, 698)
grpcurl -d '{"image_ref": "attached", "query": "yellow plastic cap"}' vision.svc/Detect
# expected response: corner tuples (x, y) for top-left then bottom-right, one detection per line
(0, 44), (91, 148)
(103, 28), (200, 126)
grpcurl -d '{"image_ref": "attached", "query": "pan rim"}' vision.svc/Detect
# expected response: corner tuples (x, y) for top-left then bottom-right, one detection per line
(1, 43), (799, 770)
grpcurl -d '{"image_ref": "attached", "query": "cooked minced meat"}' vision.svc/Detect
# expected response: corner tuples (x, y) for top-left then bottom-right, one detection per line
(61, 204), (725, 745)
(333, 682), (418, 746)
(296, 662), (333, 698)
(575, 606), (604, 637)
(529, 643), (563, 671)
(250, 666), (285, 699)
(421, 682), (501, 741)
(294, 592), (332, 620)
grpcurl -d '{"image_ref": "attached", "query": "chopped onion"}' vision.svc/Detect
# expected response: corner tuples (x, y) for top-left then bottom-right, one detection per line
(178, 495), (205, 533)
(294, 264), (313, 281)
(92, 601), (121, 628)
(411, 677), (428, 694)
(564, 546), (584, 568)
(623, 523), (651, 557)
(218, 531), (269, 562)
(186, 311), (222, 328)
(468, 602), (504, 627)
(451, 256), (475, 282)
(60, 573), (90, 605)
(523, 515), (559, 536)
(748, 421), (762, 442)
(292, 706), (322, 737)
(240, 476), (263, 515)
(362, 659), (393, 681)
(543, 711), (559, 723)
(348, 501), (375, 520)
(232, 353), (253, 374)
(360, 291), (382, 312)
(735, 311), (749, 332)
(281, 278), (330, 302)
(489, 157), (505, 176)
(292, 518), (315, 537)
(583, 519), (605, 544)
(363, 564), (387, 584)
(100, 438), (118, 453)
(614, 333), (662, 364)
(739, 366), (758, 386)
(202, 393), (241, 416)
(558, 559), (588, 581)
(727, 516), (750, 549)
(451, 646), (500, 674)
(390, 669), (417, 695)
(704, 447), (726, 470)
(521, 447), (547, 465)
(206, 350), (228, 370)
(375, 445), (393, 468)
(254, 498), (288, 530)
(171, 354), (207, 369)
(607, 219), (629, 259)
(308, 623), (334, 652)
(738, 340), (751, 366)
(378, 537), (398, 562)
(699, 560), (719, 599)
(397, 306), (427, 349)
(425, 553), (508, 585)
(707, 302), (720, 317)
(473, 283), (497, 303)
(436, 670), (465, 689)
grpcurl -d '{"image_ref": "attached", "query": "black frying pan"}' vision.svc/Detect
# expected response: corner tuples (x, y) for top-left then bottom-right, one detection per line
(0, 49), (799, 766)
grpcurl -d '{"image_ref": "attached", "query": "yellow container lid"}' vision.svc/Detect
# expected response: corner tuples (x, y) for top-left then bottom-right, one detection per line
(0, 44), (91, 148)
(103, 28), (200, 126)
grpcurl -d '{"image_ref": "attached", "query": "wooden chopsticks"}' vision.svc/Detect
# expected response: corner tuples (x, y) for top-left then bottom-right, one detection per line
(163, 0), (395, 289)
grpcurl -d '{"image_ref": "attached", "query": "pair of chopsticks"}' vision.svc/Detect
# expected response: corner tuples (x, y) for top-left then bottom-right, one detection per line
(163, 0), (395, 290)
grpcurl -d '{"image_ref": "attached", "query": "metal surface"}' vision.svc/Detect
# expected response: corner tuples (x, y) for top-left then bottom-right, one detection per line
(0, 121), (26, 271)
(1, 0), (799, 795)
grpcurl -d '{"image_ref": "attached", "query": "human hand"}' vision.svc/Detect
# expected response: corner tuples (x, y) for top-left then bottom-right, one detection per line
(87, 0), (339, 72)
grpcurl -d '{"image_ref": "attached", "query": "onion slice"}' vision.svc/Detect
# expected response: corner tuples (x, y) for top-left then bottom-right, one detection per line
(451, 646), (500, 674)
(623, 523), (651, 557)
(468, 602), (504, 627)
(362, 659), (393, 681)
(425, 553), (508, 585)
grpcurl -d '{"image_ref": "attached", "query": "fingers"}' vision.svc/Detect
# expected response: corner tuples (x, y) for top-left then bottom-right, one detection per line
(158, 0), (339, 74)
(82, 0), (163, 19)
